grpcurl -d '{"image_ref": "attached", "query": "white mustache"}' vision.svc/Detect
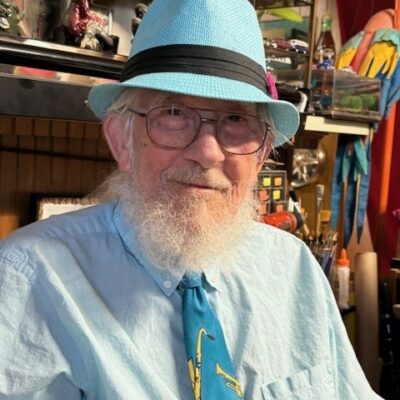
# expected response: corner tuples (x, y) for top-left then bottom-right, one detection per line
(161, 165), (233, 191)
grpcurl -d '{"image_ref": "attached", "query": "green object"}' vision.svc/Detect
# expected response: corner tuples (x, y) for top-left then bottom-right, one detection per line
(349, 96), (362, 111)
(338, 94), (352, 107)
(360, 94), (376, 109)
(321, 15), (332, 32)
(268, 8), (303, 23)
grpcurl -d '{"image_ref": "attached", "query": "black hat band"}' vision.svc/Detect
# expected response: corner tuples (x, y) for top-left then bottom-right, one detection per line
(120, 44), (267, 94)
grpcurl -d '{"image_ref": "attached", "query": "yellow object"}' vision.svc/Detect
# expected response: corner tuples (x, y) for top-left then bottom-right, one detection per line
(187, 328), (208, 400)
(359, 41), (398, 77)
(272, 190), (281, 200)
(274, 177), (282, 186)
(336, 31), (365, 70)
(268, 8), (303, 23)
(216, 364), (244, 397)
(262, 177), (271, 187)
(319, 209), (331, 222)
(336, 47), (357, 70)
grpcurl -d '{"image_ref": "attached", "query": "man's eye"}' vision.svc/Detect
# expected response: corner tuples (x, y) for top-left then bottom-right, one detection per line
(227, 114), (244, 122)
(167, 107), (182, 116)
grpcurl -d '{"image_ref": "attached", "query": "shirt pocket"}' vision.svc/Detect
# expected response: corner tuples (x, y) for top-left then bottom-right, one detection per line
(261, 361), (335, 400)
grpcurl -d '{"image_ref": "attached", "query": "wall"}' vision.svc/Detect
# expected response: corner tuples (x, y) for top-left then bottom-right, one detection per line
(0, 116), (114, 239)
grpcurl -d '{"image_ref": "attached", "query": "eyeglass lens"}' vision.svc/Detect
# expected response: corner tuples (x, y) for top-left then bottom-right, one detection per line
(146, 106), (267, 154)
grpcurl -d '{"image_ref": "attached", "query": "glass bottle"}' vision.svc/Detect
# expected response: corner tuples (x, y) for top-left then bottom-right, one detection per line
(313, 14), (336, 67)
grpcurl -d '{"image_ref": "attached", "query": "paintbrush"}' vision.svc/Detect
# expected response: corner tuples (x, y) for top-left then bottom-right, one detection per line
(315, 184), (325, 238)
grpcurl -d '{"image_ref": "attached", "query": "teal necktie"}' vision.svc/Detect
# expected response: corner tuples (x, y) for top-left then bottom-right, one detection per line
(179, 273), (244, 400)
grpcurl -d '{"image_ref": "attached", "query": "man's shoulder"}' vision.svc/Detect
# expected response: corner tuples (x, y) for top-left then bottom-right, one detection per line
(241, 221), (322, 279)
(247, 221), (307, 254)
(238, 222), (331, 318)
(0, 202), (117, 264)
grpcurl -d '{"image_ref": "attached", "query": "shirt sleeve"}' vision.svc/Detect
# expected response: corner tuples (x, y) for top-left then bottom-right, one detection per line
(0, 256), (82, 399)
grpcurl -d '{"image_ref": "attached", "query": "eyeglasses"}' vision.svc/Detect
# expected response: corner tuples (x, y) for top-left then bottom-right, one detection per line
(127, 105), (269, 155)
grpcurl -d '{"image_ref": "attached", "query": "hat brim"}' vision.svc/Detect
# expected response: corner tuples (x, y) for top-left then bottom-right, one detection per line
(88, 72), (299, 148)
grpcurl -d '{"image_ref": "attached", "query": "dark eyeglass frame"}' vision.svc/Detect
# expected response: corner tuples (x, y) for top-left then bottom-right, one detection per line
(127, 105), (269, 155)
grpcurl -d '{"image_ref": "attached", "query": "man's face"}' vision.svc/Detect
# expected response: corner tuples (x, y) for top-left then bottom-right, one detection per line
(103, 89), (271, 270)
(129, 90), (268, 211)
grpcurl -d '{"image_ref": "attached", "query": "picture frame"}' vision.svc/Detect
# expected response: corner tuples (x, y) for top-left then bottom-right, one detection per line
(36, 196), (97, 221)
(90, 3), (113, 36)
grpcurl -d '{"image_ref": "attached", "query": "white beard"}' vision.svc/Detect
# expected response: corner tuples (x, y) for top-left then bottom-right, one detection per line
(96, 167), (258, 273)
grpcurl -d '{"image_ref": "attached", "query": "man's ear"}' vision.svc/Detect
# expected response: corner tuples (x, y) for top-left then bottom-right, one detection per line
(103, 115), (130, 171)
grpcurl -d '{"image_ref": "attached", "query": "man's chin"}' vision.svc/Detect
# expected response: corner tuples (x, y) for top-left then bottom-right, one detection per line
(161, 181), (230, 205)
(96, 169), (256, 272)
(147, 201), (254, 271)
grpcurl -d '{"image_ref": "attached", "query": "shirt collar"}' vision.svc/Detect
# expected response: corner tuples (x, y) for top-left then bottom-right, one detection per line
(112, 201), (221, 296)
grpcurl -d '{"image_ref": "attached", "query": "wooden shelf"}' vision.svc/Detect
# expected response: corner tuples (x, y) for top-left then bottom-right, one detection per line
(0, 34), (129, 122)
(0, 34), (126, 79)
(303, 115), (371, 136)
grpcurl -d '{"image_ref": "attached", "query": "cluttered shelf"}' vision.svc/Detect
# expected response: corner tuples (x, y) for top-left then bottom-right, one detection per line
(0, 34), (126, 79)
(253, 0), (314, 10)
(0, 9), (379, 133)
(266, 46), (308, 58)
(0, 32), (128, 121)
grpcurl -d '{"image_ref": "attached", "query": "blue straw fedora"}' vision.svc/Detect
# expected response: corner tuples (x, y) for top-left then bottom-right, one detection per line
(88, 0), (300, 147)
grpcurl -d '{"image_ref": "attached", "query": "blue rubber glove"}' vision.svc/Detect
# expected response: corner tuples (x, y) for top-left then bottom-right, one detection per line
(356, 138), (371, 243)
(353, 136), (368, 178)
(376, 60), (400, 117)
(379, 72), (392, 116)
(385, 60), (400, 116)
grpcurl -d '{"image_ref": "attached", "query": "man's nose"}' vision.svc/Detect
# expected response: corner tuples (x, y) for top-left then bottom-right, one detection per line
(183, 119), (225, 168)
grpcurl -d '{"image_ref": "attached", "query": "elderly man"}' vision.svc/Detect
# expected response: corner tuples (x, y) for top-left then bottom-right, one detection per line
(0, 0), (382, 399)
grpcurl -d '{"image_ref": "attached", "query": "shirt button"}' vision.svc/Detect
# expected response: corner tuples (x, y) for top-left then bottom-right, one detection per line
(163, 280), (172, 289)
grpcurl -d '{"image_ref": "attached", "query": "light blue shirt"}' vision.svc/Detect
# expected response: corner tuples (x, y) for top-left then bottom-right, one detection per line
(0, 202), (381, 399)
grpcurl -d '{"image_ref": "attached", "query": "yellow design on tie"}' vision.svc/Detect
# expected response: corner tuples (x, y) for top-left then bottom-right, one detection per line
(216, 363), (244, 398)
(187, 328), (208, 400)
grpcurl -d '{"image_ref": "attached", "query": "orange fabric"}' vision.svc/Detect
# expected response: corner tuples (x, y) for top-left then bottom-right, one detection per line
(372, 107), (397, 276)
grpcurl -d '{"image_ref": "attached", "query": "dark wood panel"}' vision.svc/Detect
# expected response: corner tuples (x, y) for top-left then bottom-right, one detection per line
(16, 136), (36, 227)
(34, 136), (52, 193)
(0, 135), (18, 237)
(0, 116), (113, 239)
(0, 116), (13, 135)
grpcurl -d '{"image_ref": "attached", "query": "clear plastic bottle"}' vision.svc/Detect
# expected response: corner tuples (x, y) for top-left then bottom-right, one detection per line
(336, 248), (350, 309)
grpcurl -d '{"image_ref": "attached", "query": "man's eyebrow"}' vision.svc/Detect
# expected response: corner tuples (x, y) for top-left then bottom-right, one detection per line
(159, 96), (257, 115)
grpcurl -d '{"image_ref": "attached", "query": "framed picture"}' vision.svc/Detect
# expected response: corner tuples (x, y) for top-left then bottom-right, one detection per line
(36, 196), (97, 221)
(91, 4), (113, 36)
